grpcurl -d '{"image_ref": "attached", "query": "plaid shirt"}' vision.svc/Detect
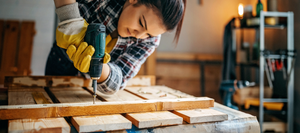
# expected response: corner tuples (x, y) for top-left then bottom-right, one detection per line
(77, 0), (161, 94)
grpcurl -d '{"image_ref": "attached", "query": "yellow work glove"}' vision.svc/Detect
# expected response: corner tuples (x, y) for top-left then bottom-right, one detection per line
(66, 42), (111, 73)
(56, 18), (89, 49)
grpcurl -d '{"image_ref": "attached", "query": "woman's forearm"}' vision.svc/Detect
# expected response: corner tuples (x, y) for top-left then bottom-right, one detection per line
(98, 64), (111, 83)
(54, 0), (76, 8)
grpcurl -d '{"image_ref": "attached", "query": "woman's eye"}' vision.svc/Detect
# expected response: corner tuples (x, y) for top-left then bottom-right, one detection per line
(139, 19), (143, 27)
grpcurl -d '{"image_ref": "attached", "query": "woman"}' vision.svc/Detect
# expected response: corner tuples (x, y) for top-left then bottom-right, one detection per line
(45, 0), (186, 94)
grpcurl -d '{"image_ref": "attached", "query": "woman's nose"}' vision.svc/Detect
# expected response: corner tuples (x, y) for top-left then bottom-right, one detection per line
(134, 29), (147, 39)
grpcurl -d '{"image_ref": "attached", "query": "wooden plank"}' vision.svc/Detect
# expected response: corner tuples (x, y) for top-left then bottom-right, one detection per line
(8, 118), (70, 133)
(32, 92), (52, 104)
(50, 87), (131, 133)
(125, 86), (228, 126)
(127, 75), (155, 87)
(128, 116), (259, 133)
(126, 103), (259, 133)
(4, 76), (92, 87)
(8, 87), (69, 133)
(86, 87), (143, 102)
(125, 111), (183, 128)
(49, 87), (102, 103)
(8, 87), (53, 105)
(0, 20), (4, 73)
(0, 97), (214, 120)
(71, 114), (132, 132)
(157, 52), (223, 61)
(172, 108), (228, 123)
(137, 63), (145, 75)
(125, 86), (194, 100)
(0, 21), (20, 85)
(145, 50), (156, 75)
(17, 21), (35, 76)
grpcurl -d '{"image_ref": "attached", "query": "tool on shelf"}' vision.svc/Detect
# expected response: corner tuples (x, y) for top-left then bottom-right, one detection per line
(84, 23), (106, 104)
(220, 80), (255, 110)
(262, 49), (297, 88)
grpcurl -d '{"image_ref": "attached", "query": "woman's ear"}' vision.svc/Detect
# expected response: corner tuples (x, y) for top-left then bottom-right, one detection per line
(128, 0), (138, 4)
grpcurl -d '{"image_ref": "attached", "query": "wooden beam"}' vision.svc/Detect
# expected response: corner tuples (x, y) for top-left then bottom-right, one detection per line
(49, 87), (102, 103)
(69, 87), (138, 132)
(17, 21), (35, 76)
(127, 75), (156, 87)
(0, 21), (20, 85)
(8, 87), (53, 105)
(8, 87), (69, 133)
(156, 52), (223, 61)
(71, 114), (132, 132)
(8, 118), (70, 133)
(125, 111), (183, 128)
(4, 76), (92, 87)
(125, 86), (195, 99)
(145, 50), (156, 75)
(49, 87), (132, 133)
(172, 109), (228, 123)
(86, 87), (144, 102)
(0, 20), (4, 76)
(0, 97), (214, 120)
(125, 86), (228, 127)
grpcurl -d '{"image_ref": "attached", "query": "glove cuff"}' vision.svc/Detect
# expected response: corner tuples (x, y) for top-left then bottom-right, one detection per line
(56, 2), (81, 22)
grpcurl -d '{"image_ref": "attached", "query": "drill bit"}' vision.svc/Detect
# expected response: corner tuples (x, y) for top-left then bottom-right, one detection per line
(92, 79), (97, 104)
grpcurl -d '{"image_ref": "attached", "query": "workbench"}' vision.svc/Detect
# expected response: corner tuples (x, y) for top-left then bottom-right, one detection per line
(0, 76), (259, 133)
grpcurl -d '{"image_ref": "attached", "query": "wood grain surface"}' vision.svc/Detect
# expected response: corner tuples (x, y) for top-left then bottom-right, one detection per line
(71, 114), (132, 132)
(8, 87), (68, 133)
(16, 21), (35, 76)
(127, 75), (156, 87)
(172, 108), (228, 123)
(4, 76), (92, 87)
(0, 97), (214, 120)
(0, 21), (19, 85)
(8, 118), (70, 133)
(125, 86), (195, 100)
(86, 87), (144, 102)
(125, 111), (183, 128)
(8, 87), (52, 105)
(49, 87), (102, 103)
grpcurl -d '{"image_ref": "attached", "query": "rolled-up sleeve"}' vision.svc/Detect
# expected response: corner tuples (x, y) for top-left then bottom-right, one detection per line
(97, 35), (161, 94)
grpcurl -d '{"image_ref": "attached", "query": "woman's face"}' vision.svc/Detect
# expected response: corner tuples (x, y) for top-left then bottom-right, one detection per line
(118, 0), (166, 39)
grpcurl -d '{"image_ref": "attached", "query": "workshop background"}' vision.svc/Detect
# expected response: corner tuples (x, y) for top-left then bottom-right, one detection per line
(0, 0), (299, 132)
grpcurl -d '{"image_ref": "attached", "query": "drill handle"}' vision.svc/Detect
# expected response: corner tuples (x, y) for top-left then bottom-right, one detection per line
(85, 23), (106, 59)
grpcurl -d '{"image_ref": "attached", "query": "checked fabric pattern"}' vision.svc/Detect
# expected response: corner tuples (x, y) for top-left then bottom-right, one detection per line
(77, 0), (161, 94)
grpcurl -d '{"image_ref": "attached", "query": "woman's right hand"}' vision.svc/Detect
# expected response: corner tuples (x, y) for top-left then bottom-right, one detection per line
(56, 18), (89, 49)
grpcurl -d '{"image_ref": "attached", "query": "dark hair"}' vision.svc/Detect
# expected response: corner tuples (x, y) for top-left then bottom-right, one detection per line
(135, 0), (186, 44)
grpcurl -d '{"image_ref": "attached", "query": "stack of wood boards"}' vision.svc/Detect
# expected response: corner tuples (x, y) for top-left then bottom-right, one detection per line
(0, 20), (35, 85)
(1, 76), (259, 133)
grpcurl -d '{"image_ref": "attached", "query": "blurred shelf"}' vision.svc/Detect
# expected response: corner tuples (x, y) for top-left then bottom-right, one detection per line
(235, 24), (286, 29)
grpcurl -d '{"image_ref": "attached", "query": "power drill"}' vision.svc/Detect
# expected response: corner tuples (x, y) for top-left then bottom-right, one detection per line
(84, 23), (106, 104)
(219, 80), (255, 110)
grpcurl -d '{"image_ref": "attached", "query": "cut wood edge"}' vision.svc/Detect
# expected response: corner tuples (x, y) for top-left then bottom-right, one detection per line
(4, 76), (92, 87)
(8, 118), (70, 133)
(0, 97), (214, 120)
(125, 111), (183, 128)
(71, 114), (132, 132)
(127, 75), (156, 87)
(172, 108), (228, 124)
